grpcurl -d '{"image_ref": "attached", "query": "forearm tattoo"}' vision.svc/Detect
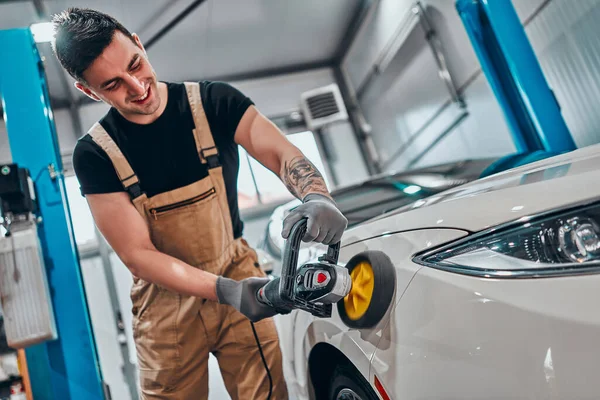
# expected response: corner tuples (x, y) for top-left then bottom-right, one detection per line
(282, 156), (329, 200)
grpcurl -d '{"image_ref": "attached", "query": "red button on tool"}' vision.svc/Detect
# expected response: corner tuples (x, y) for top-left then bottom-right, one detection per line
(317, 272), (327, 283)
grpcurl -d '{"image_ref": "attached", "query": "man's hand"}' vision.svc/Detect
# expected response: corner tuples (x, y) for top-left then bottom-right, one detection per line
(282, 194), (348, 245)
(216, 276), (279, 322)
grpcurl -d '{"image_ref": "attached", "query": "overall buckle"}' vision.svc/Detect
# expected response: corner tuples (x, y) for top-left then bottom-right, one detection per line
(126, 182), (143, 199)
(201, 147), (221, 169)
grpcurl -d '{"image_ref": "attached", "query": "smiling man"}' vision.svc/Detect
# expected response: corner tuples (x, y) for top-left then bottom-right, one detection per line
(51, 7), (347, 400)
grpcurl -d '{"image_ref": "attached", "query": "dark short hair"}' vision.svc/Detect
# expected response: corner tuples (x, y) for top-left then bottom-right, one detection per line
(52, 8), (136, 83)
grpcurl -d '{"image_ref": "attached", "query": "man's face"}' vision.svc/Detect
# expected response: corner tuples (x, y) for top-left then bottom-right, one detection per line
(76, 32), (161, 119)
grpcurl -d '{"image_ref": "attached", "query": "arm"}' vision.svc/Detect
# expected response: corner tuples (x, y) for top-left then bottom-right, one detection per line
(235, 106), (347, 244)
(85, 191), (278, 321)
(234, 106), (331, 201)
(86, 192), (219, 300)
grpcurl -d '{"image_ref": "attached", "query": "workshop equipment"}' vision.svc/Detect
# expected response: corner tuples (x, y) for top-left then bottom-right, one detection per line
(0, 28), (105, 399)
(456, 0), (576, 154)
(257, 219), (396, 328)
(0, 164), (57, 348)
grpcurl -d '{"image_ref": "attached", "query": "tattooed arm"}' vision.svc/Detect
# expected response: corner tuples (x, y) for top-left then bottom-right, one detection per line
(281, 156), (331, 201)
(234, 105), (333, 200)
(235, 106), (346, 244)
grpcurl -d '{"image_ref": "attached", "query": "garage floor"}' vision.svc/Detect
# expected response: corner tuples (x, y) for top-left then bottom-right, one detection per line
(208, 354), (298, 399)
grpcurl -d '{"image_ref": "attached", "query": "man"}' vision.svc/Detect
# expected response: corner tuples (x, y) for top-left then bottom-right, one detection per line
(51, 7), (347, 400)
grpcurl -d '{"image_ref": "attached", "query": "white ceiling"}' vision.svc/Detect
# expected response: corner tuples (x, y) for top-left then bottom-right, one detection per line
(0, 0), (364, 106)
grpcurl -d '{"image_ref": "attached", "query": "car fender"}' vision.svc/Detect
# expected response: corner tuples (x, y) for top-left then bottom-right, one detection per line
(281, 228), (469, 399)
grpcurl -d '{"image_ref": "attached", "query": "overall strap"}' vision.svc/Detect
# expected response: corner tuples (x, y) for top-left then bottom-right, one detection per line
(183, 82), (220, 169)
(88, 122), (143, 199)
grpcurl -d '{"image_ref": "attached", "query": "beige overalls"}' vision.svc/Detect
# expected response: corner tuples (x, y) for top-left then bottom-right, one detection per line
(87, 82), (288, 399)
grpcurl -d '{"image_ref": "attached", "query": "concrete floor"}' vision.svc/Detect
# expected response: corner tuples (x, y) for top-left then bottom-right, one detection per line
(208, 353), (298, 399)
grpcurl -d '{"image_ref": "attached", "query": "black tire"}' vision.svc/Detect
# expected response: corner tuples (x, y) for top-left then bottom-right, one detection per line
(328, 363), (379, 400)
(337, 251), (396, 329)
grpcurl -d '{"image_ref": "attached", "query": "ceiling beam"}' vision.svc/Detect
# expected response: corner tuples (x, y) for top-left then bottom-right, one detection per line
(145, 0), (208, 50)
(204, 60), (334, 83)
(31, 0), (46, 18)
(333, 0), (377, 64)
(135, 0), (181, 37)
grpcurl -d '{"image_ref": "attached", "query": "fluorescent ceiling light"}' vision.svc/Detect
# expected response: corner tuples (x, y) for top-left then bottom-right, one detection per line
(403, 185), (422, 194)
(30, 22), (55, 43)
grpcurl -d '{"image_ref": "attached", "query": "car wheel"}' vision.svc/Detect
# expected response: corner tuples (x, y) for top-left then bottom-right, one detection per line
(328, 364), (378, 400)
(337, 250), (396, 329)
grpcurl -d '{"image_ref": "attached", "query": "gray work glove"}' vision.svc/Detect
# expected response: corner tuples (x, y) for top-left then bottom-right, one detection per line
(216, 276), (278, 322)
(282, 194), (348, 244)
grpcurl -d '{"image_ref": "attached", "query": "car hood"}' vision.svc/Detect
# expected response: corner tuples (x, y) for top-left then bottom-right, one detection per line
(343, 145), (600, 246)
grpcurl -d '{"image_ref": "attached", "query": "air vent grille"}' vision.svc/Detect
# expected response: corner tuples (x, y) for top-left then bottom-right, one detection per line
(306, 92), (340, 119)
(300, 84), (348, 130)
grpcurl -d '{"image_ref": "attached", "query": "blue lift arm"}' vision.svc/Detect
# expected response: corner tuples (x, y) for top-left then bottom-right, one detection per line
(456, 0), (576, 153)
(0, 29), (106, 400)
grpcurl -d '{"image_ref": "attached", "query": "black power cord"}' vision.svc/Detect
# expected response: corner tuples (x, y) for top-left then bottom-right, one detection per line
(251, 321), (273, 400)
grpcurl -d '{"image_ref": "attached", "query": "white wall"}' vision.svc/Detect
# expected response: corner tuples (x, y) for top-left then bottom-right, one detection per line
(342, 0), (557, 172)
(346, 0), (545, 98)
(520, 0), (600, 148)
(53, 109), (79, 156)
(412, 74), (517, 169)
(78, 101), (109, 135)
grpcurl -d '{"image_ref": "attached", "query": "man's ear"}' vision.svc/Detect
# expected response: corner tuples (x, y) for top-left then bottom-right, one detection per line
(132, 33), (147, 55)
(74, 82), (101, 101)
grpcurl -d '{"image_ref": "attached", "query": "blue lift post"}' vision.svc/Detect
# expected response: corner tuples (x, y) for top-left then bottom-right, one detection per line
(0, 29), (106, 399)
(456, 0), (576, 154)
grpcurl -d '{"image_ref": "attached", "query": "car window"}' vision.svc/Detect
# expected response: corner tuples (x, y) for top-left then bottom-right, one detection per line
(334, 180), (438, 227)
(330, 159), (499, 227)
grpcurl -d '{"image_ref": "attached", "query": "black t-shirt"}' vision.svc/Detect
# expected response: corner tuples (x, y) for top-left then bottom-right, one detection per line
(72, 80), (254, 239)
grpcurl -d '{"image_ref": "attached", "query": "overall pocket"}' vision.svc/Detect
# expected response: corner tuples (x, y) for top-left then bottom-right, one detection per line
(147, 186), (231, 268)
(148, 187), (216, 220)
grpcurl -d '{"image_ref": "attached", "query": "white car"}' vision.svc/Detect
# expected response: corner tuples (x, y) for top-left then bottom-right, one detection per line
(272, 145), (600, 400)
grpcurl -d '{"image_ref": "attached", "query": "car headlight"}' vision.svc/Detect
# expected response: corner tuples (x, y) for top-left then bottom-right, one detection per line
(414, 202), (600, 278)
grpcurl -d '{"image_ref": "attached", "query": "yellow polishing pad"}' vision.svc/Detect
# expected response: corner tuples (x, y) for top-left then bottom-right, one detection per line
(343, 261), (375, 320)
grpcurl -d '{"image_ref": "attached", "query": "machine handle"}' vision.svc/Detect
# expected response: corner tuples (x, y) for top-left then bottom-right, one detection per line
(257, 218), (341, 311)
(280, 218), (340, 284)
(256, 276), (291, 314)
(278, 218), (340, 304)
